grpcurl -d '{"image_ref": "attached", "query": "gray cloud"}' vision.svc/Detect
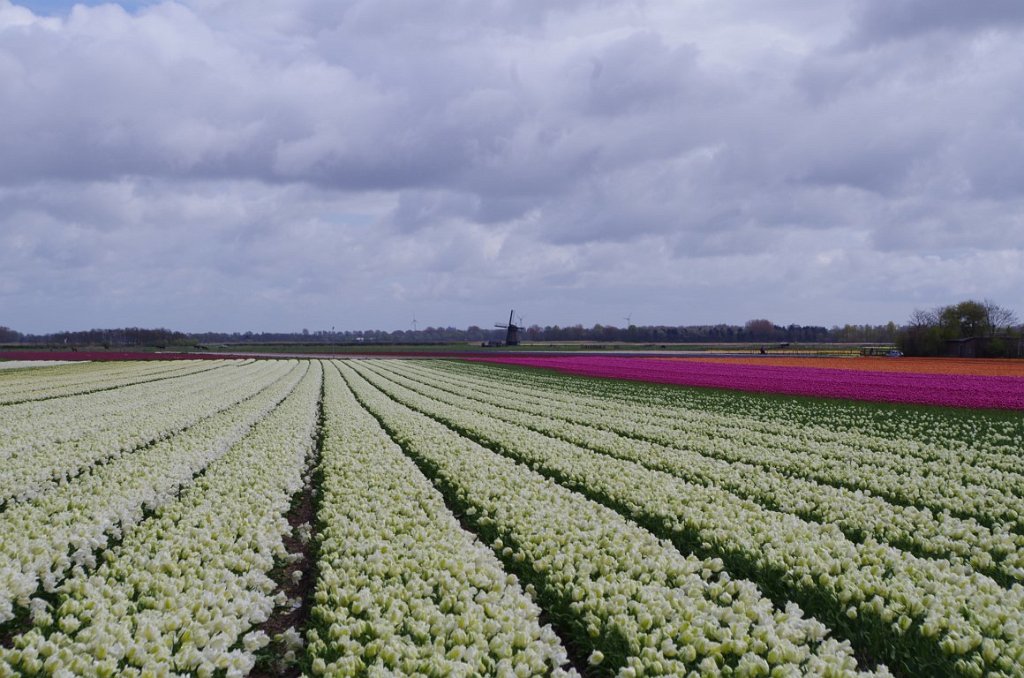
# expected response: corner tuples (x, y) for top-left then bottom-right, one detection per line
(850, 0), (1024, 45)
(1, 0), (1023, 332)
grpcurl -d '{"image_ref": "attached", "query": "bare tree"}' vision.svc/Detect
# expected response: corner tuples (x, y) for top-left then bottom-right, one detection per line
(908, 308), (937, 328)
(983, 299), (1018, 332)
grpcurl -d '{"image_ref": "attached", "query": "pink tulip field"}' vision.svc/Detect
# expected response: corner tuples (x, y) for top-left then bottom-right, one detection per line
(467, 354), (1024, 410)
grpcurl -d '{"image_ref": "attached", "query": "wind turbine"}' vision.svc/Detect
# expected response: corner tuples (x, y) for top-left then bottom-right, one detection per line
(624, 313), (633, 327)
(411, 314), (418, 332)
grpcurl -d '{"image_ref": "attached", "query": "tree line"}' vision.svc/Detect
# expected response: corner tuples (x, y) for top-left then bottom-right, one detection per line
(896, 300), (1022, 357)
(0, 326), (191, 347)
(2, 300), (1018, 355)
(1, 321), (887, 347)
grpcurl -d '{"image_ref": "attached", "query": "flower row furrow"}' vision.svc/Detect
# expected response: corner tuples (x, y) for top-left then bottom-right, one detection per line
(0, 361), (244, 461)
(0, 360), (230, 405)
(450, 359), (1024, 475)
(0, 361), (321, 678)
(351, 360), (1023, 677)
(443, 360), (1024, 486)
(338, 361), (884, 678)
(0, 361), (305, 626)
(373, 361), (1024, 583)
(469, 355), (1024, 410)
(305, 363), (574, 676)
(408, 361), (1024, 530)
(0, 360), (294, 509)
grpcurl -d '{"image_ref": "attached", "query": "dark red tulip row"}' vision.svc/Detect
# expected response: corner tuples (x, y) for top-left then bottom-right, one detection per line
(467, 355), (1024, 411)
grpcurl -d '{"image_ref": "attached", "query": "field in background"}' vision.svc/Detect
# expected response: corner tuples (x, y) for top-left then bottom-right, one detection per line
(676, 355), (1024, 377)
(195, 341), (876, 356)
(468, 354), (1024, 410)
(0, 360), (80, 370)
(2, 340), (880, 361)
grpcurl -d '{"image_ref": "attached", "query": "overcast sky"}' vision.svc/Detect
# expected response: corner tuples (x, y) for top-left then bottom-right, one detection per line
(2, 0), (1022, 333)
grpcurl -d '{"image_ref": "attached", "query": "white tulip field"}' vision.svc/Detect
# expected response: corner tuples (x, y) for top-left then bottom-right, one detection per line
(0, 358), (1021, 677)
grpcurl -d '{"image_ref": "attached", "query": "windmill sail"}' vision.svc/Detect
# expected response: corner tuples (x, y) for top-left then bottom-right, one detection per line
(494, 309), (520, 346)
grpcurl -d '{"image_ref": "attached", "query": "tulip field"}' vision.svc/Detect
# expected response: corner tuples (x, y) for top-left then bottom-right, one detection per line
(1, 358), (1022, 677)
(466, 355), (1024, 410)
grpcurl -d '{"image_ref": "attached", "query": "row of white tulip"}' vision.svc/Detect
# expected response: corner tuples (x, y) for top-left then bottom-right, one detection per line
(0, 361), (306, 625)
(0, 361), (322, 678)
(605, 374), (1024, 464)
(428, 359), (1024, 497)
(372, 361), (1024, 583)
(0, 361), (248, 459)
(337, 361), (886, 678)
(403, 361), (1024, 531)
(468, 360), (1024, 472)
(449, 359), (1024, 476)
(0, 360), (83, 371)
(350, 361), (1023, 677)
(306, 363), (574, 677)
(0, 360), (228, 405)
(0, 361), (293, 508)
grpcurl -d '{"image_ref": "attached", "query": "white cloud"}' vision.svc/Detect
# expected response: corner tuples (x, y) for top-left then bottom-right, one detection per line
(1, 0), (1022, 332)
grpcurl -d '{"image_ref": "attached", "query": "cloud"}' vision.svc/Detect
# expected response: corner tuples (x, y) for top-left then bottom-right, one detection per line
(1, 0), (1023, 332)
(849, 0), (1024, 45)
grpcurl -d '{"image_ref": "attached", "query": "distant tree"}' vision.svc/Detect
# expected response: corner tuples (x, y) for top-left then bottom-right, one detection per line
(897, 300), (1020, 357)
(898, 312), (944, 356)
(985, 299), (1018, 332)
(938, 300), (991, 338)
(744, 319), (775, 341)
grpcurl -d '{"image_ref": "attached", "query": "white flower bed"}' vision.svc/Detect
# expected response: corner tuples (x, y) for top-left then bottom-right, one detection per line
(352, 360), (1024, 677)
(395, 360), (1024, 525)
(306, 363), (574, 676)
(338, 361), (883, 677)
(0, 362), (321, 677)
(0, 362), (249, 461)
(0, 360), (232, 405)
(4, 362), (265, 442)
(372, 361), (1024, 584)
(0, 360), (292, 508)
(0, 360), (81, 370)
(450, 359), (1024, 475)
(0, 356), (1015, 676)
(0, 362), (306, 625)
(443, 358), (1024, 473)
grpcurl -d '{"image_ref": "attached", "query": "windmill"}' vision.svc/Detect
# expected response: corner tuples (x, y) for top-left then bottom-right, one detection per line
(495, 309), (520, 346)
(623, 314), (632, 328)
(411, 314), (419, 332)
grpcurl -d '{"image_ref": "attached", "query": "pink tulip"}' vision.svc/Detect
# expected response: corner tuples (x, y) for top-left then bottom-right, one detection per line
(466, 356), (1024, 410)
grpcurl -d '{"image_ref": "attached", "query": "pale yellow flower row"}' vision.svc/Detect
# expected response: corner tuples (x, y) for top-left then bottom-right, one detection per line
(353, 360), (1022, 677)
(0, 359), (228, 405)
(0, 362), (321, 677)
(340, 361), (884, 678)
(307, 363), (574, 677)
(376, 360), (1024, 583)
(450, 359), (1024, 475)
(0, 361), (288, 508)
(0, 361), (304, 626)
